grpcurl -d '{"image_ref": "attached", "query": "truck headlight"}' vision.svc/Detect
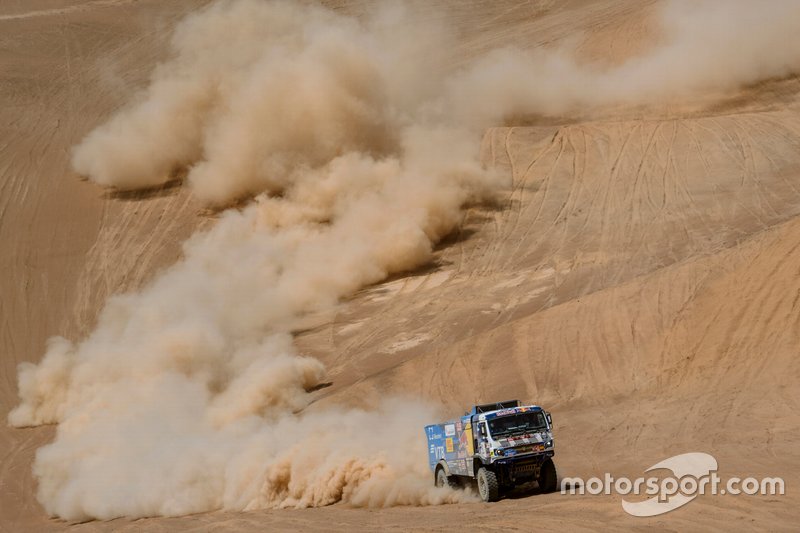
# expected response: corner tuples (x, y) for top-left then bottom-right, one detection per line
(494, 448), (505, 457)
(545, 440), (553, 449)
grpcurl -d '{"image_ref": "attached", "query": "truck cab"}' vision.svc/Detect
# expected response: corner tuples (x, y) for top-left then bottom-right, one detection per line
(425, 400), (557, 502)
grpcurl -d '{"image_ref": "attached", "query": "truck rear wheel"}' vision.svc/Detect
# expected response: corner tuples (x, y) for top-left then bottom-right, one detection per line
(436, 467), (460, 489)
(538, 458), (558, 493)
(477, 467), (500, 502)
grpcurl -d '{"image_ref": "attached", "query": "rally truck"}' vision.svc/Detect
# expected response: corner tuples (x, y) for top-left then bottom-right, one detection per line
(424, 400), (556, 502)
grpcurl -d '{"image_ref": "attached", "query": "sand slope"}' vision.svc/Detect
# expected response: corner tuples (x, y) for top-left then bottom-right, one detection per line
(2, 0), (798, 530)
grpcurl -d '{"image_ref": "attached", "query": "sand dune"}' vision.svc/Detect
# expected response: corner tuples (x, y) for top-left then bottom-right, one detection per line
(2, 0), (798, 530)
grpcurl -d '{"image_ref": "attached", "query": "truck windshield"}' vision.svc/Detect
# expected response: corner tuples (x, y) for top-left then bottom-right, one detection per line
(488, 412), (547, 438)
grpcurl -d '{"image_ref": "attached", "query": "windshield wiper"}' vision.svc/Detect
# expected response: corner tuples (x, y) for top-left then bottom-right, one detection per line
(495, 426), (545, 438)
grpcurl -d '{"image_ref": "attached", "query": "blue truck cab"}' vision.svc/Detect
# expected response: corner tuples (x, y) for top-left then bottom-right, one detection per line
(424, 400), (557, 502)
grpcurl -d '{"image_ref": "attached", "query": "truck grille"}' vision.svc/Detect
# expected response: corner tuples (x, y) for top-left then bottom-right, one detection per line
(514, 443), (545, 455)
(513, 462), (539, 474)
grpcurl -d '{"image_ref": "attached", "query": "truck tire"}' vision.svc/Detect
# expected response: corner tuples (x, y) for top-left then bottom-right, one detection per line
(538, 458), (558, 493)
(436, 467), (460, 489)
(477, 467), (500, 502)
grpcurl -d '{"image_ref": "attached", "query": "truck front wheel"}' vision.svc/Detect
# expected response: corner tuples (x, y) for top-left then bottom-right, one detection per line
(477, 467), (500, 502)
(538, 458), (558, 493)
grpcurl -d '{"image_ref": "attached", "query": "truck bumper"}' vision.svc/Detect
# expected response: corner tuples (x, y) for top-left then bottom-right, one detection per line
(492, 451), (554, 485)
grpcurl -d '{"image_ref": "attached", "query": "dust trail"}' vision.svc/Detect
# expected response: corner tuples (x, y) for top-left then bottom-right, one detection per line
(11, 0), (800, 521)
(449, 0), (800, 124)
(14, 1), (485, 520)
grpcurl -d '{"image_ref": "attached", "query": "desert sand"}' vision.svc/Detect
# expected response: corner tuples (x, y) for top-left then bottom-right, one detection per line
(2, 0), (799, 531)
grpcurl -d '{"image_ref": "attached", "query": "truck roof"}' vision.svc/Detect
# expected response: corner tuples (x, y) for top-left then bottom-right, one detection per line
(424, 401), (545, 428)
(476, 404), (543, 421)
(469, 400), (522, 415)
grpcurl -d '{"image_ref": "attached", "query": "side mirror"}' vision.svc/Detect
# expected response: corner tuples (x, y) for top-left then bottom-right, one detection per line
(546, 412), (552, 425)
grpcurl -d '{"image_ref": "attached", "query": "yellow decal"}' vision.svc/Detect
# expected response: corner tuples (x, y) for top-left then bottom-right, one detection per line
(465, 425), (474, 455)
(446, 438), (454, 453)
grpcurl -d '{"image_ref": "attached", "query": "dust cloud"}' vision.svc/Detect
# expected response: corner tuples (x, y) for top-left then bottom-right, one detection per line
(449, 0), (800, 124)
(11, 0), (800, 521)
